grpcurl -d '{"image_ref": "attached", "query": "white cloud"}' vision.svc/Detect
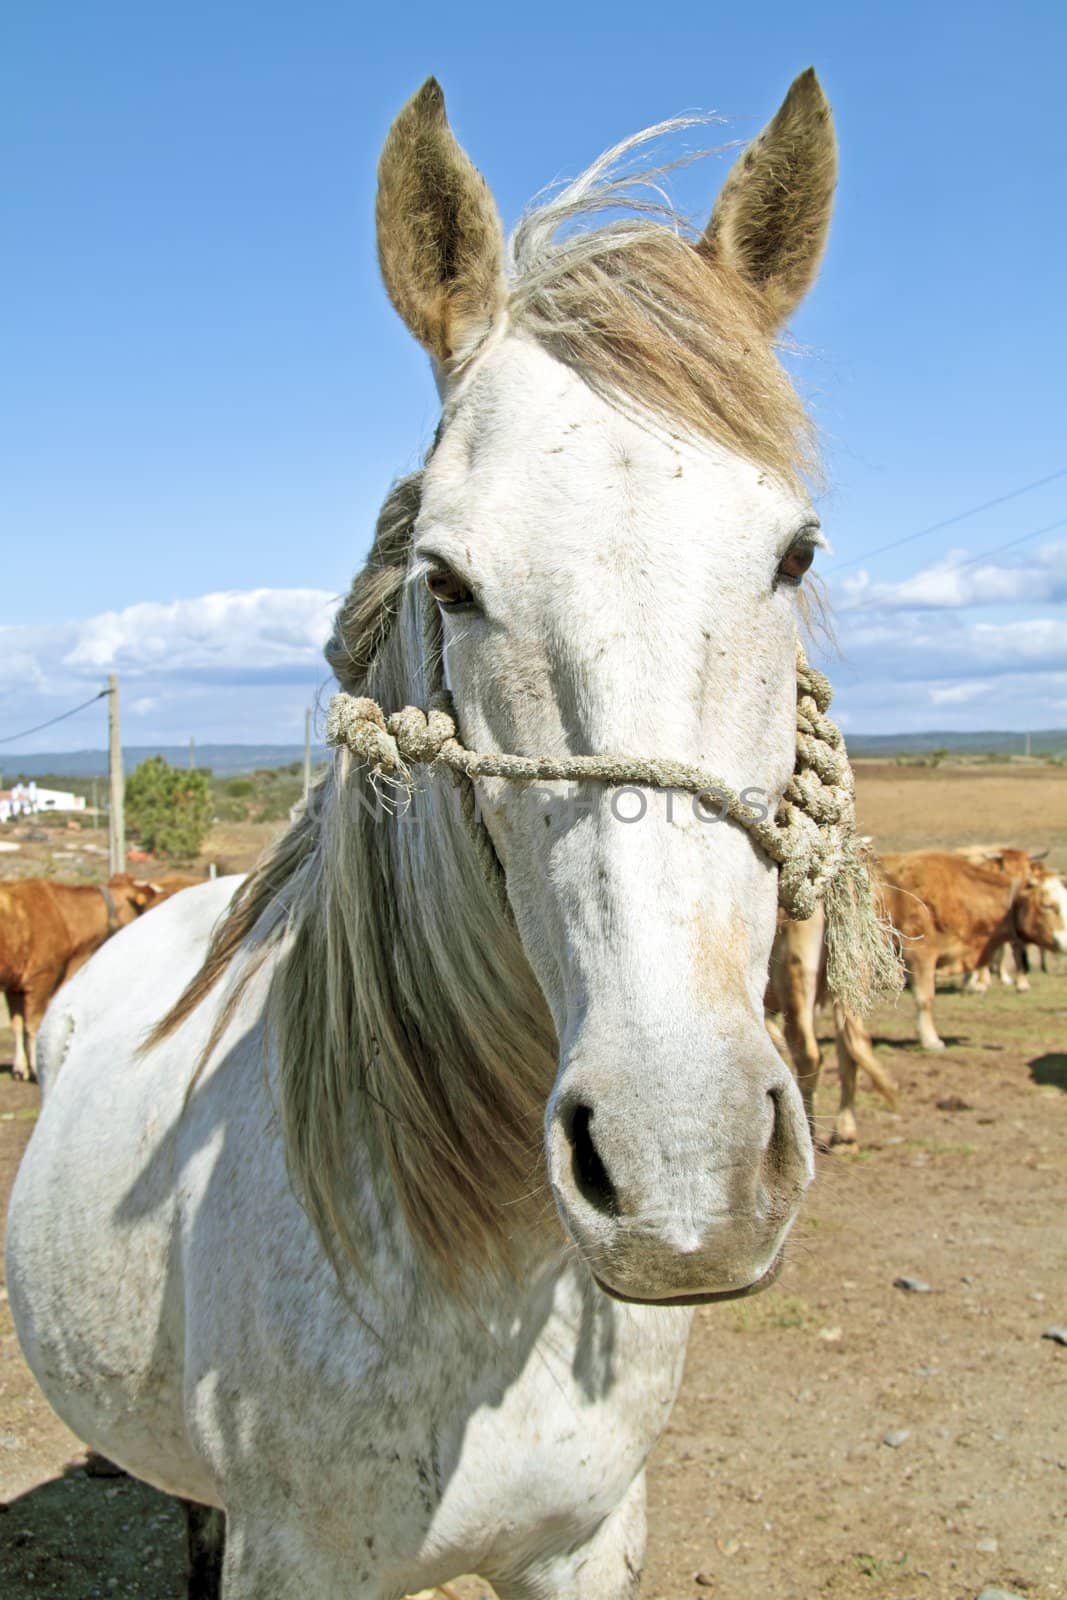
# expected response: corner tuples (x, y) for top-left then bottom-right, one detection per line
(62, 588), (336, 677)
(838, 539), (1067, 613)
(0, 644), (46, 693)
(807, 599), (1067, 732)
(0, 587), (340, 752)
(825, 666), (1067, 735)
(0, 587), (336, 694)
(833, 609), (1067, 681)
(928, 682), (991, 705)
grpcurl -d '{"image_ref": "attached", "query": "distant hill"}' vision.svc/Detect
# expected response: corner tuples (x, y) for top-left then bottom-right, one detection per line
(3, 731), (1066, 780)
(0, 745), (328, 780)
(846, 730), (1067, 758)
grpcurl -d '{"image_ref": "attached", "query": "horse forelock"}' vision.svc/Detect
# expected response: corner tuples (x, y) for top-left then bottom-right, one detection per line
(505, 121), (819, 493)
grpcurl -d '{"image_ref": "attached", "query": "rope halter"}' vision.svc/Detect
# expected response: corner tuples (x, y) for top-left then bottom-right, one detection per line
(325, 645), (900, 1014)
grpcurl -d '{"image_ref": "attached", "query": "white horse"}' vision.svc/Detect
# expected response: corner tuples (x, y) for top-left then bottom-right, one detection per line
(9, 72), (841, 1599)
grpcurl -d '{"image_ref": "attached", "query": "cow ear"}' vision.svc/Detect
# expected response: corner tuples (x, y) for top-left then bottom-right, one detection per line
(376, 78), (506, 372)
(699, 68), (836, 331)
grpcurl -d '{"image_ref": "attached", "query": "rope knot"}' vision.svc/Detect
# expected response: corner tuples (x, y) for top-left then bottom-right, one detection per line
(325, 694), (459, 784)
(325, 696), (405, 776)
(386, 704), (457, 765)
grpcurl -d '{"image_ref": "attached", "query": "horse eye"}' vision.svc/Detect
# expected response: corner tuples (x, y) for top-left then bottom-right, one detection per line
(777, 540), (817, 588)
(425, 565), (475, 608)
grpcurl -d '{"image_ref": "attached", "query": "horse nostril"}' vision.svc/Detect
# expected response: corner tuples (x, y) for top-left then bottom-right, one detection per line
(762, 1086), (789, 1178)
(566, 1103), (619, 1218)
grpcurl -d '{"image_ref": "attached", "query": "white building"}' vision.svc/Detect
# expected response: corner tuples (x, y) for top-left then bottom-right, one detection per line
(0, 782), (87, 823)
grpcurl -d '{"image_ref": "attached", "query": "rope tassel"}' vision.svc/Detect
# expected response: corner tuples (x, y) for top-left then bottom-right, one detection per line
(326, 648), (902, 1016)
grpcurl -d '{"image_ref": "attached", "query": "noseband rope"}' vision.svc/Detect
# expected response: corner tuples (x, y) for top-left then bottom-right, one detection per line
(326, 604), (900, 1014)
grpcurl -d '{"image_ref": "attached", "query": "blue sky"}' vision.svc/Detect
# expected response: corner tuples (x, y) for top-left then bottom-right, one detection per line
(3, 0), (1065, 752)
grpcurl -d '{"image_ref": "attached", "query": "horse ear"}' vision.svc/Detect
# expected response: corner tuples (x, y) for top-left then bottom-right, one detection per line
(699, 68), (837, 331)
(376, 78), (506, 370)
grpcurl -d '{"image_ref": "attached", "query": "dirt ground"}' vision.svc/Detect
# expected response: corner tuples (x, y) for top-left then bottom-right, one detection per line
(851, 762), (1067, 865)
(1, 765), (1065, 1599)
(0, 815), (276, 887)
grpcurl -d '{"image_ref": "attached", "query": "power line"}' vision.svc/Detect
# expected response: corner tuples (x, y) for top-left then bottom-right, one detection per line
(0, 689), (109, 748)
(950, 514), (1067, 571)
(828, 466), (1067, 573)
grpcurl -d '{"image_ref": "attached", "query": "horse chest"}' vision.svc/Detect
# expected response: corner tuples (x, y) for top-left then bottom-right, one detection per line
(191, 1259), (691, 1578)
(423, 1293), (691, 1562)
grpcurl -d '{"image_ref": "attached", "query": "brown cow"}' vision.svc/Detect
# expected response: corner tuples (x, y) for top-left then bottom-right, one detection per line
(953, 846), (1054, 993)
(765, 904), (898, 1145)
(0, 874), (170, 1081)
(876, 850), (1067, 1050)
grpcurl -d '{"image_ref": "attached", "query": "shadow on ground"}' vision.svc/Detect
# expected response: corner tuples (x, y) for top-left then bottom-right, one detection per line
(869, 1034), (970, 1052)
(0, 1470), (491, 1600)
(0, 1469), (185, 1599)
(1030, 1052), (1067, 1090)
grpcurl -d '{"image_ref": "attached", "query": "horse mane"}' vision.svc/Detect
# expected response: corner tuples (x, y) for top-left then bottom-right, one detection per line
(149, 125), (822, 1280)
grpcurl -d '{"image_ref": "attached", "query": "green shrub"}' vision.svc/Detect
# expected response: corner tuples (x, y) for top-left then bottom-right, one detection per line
(212, 795), (250, 823)
(126, 756), (212, 858)
(257, 787), (303, 824)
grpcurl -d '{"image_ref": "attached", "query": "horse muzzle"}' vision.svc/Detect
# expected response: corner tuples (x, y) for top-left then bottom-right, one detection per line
(545, 1029), (814, 1302)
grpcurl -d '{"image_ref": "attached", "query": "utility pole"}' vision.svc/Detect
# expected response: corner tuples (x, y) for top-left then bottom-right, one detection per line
(108, 674), (125, 876)
(1024, 729), (1032, 759)
(303, 707), (312, 803)
(189, 735), (196, 770)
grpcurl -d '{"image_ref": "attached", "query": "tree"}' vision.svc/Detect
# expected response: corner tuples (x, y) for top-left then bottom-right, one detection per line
(126, 756), (212, 858)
